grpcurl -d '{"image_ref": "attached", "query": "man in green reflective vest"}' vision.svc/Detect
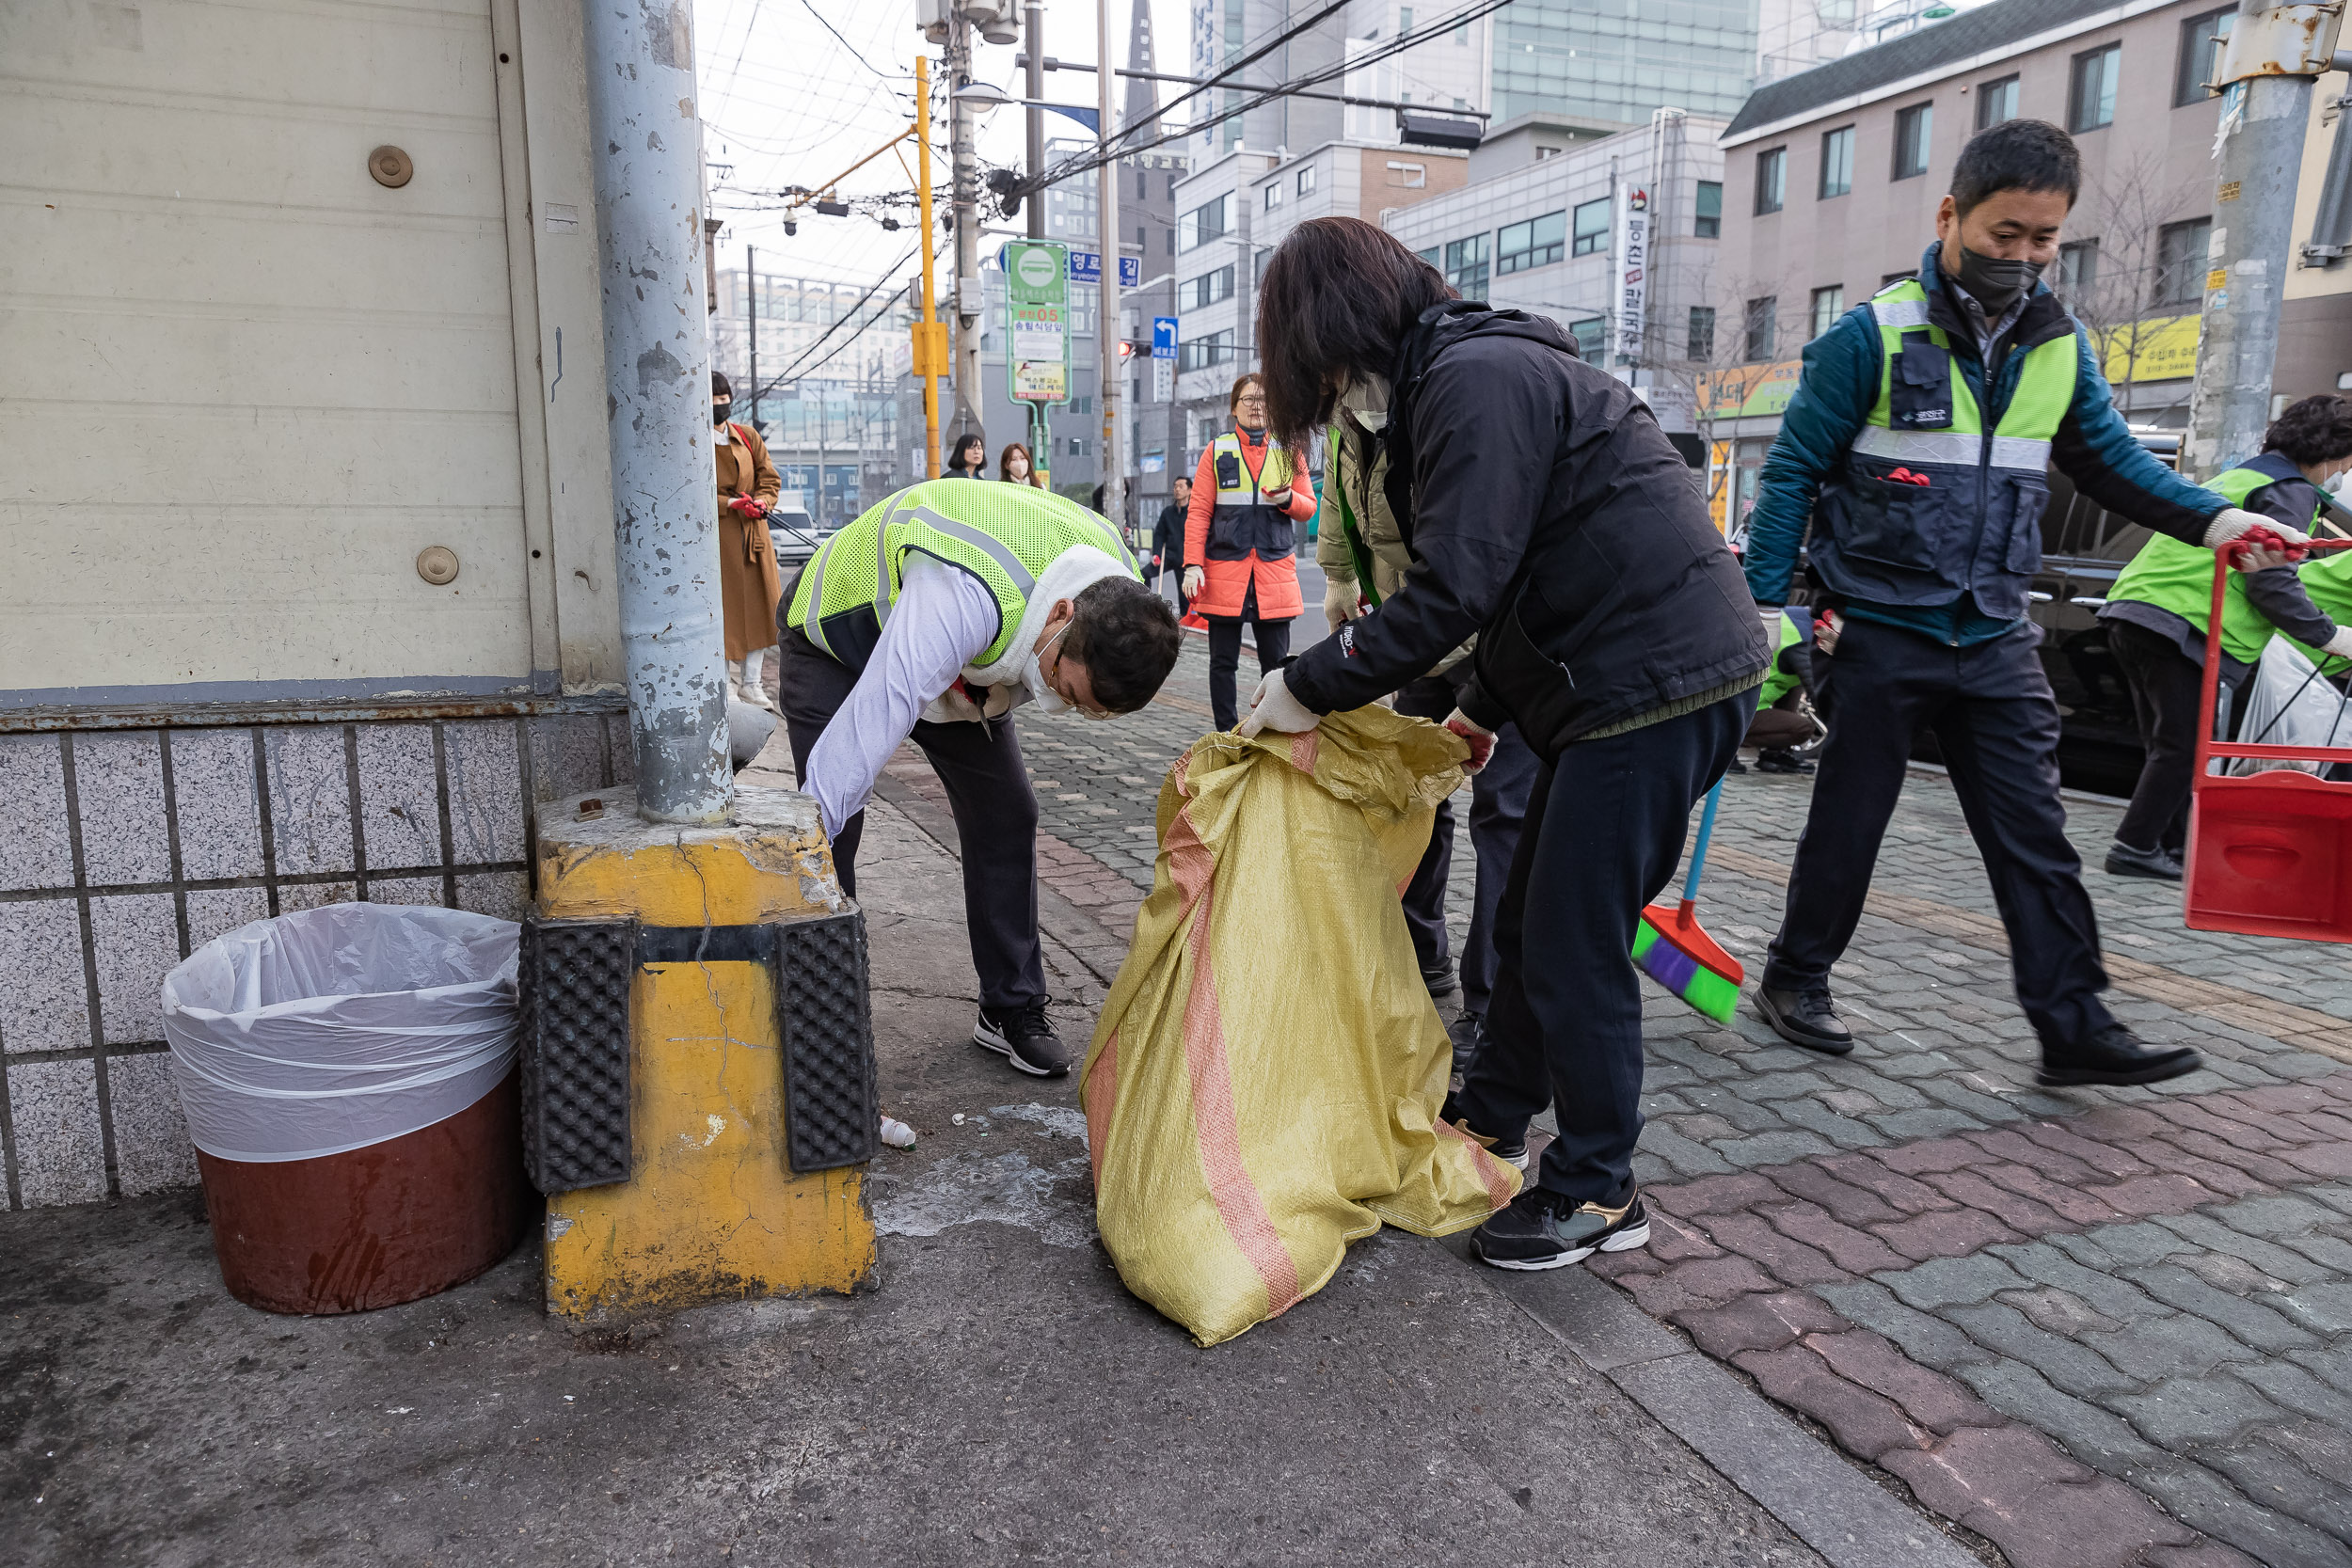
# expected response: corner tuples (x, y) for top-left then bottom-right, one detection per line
(2099, 393), (2352, 878)
(1741, 119), (2306, 1088)
(778, 480), (1182, 1078)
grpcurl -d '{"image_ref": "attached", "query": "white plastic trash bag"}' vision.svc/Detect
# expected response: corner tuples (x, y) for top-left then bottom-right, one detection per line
(2231, 639), (2352, 777)
(162, 903), (521, 1163)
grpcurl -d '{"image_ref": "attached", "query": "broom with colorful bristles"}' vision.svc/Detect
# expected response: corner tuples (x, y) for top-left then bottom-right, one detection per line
(1630, 778), (1743, 1023)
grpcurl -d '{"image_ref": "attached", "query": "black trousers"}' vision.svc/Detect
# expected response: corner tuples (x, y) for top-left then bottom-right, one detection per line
(2111, 619), (2249, 856)
(1455, 692), (1751, 1203)
(1394, 674), (1538, 1015)
(777, 630), (1046, 1011)
(1205, 579), (1294, 731)
(1761, 617), (2112, 1050)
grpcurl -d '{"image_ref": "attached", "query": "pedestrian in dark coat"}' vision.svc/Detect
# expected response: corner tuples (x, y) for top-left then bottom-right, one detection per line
(1235, 215), (1770, 1273)
(1152, 476), (1192, 611)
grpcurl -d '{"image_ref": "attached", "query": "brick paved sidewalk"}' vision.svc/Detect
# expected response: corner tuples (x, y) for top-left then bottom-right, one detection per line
(812, 637), (2352, 1568)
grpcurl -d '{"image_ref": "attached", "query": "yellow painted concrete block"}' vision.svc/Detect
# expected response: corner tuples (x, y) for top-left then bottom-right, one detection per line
(536, 784), (877, 1321)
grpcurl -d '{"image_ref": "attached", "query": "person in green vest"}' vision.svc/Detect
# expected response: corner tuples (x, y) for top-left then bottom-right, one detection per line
(778, 480), (1183, 1077)
(2098, 393), (2352, 879)
(1741, 119), (2308, 1089)
(1736, 609), (1824, 774)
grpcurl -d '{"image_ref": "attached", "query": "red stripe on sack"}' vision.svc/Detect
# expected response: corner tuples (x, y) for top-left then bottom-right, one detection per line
(1288, 730), (1319, 774)
(1435, 1116), (1520, 1212)
(1164, 786), (1303, 1318)
(1084, 1030), (1120, 1188)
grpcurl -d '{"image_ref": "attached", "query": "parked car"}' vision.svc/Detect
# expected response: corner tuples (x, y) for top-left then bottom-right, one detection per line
(765, 504), (822, 575)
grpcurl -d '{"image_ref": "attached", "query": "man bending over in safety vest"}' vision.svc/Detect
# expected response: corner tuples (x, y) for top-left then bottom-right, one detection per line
(779, 480), (1183, 1077)
(1742, 119), (2305, 1089)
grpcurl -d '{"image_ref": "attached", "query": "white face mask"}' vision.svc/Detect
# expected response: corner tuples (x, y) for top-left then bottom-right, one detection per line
(1025, 622), (1073, 714)
(2328, 467), (2352, 499)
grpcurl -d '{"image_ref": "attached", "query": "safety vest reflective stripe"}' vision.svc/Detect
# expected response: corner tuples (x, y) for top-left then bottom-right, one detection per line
(801, 535), (837, 659)
(1870, 296), (1931, 328)
(898, 504), (1040, 604)
(1850, 426), (2052, 471)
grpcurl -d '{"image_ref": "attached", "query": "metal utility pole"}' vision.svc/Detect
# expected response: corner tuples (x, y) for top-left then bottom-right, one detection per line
(2185, 0), (2345, 479)
(948, 10), (984, 436)
(583, 0), (732, 824)
(1098, 0), (1124, 535)
(746, 244), (759, 431)
(915, 55), (946, 478)
(1025, 0), (1051, 483)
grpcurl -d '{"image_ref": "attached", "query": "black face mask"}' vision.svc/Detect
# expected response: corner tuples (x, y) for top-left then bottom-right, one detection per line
(712, 402), (732, 425)
(1951, 243), (2043, 315)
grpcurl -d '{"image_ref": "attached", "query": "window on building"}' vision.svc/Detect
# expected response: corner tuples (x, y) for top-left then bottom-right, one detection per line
(1167, 229), (1175, 254)
(1263, 181), (1282, 211)
(1454, 22), (1469, 43)
(1387, 161), (1426, 188)
(1744, 296), (1777, 362)
(1756, 148), (1787, 214)
(1688, 306), (1716, 360)
(1810, 285), (1845, 339)
(1400, 5), (1413, 28)
(2057, 239), (2100, 304)
(1568, 317), (1608, 359)
(2070, 44), (2120, 133)
(1444, 233), (1489, 298)
(1893, 103), (1932, 181)
(1819, 127), (1854, 198)
(1499, 211), (1566, 274)
(1572, 197), (1611, 256)
(1417, 245), (1440, 267)
(1882, 269), (1915, 288)
(1181, 265), (1234, 310)
(1695, 181), (1722, 238)
(1297, 165), (1316, 196)
(1535, 145), (1562, 161)
(1177, 195), (1229, 251)
(2176, 8), (2233, 105)
(2154, 218), (2212, 307)
(1178, 327), (1235, 372)
(1977, 74), (2019, 130)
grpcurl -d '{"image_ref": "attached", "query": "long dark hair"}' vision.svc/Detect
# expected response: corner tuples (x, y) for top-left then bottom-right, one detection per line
(947, 433), (986, 474)
(1256, 216), (1453, 451)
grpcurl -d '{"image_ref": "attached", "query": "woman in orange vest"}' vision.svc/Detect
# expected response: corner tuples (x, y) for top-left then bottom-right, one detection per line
(1182, 372), (1316, 729)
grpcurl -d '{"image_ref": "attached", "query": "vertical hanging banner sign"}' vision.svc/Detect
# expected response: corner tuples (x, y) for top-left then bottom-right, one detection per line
(1615, 184), (1649, 361)
(1005, 240), (1072, 404)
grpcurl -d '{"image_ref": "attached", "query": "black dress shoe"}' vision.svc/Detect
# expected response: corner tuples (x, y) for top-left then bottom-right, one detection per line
(1754, 985), (1855, 1055)
(2105, 841), (2185, 881)
(1755, 749), (1816, 774)
(2038, 1024), (2201, 1086)
(1447, 1010), (1484, 1074)
(1422, 957), (1459, 999)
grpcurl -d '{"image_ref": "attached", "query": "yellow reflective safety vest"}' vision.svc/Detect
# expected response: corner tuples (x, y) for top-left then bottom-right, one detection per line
(1809, 277), (2079, 621)
(785, 479), (1135, 672)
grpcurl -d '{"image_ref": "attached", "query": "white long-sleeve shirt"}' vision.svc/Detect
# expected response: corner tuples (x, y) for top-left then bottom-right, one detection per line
(803, 556), (1009, 836)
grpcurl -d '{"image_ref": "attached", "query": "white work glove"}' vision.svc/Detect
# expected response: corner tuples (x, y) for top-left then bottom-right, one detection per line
(1756, 604), (1785, 642)
(2323, 626), (2352, 662)
(1813, 607), (1844, 657)
(926, 678), (1018, 725)
(1182, 564), (1205, 600)
(1325, 576), (1367, 632)
(1442, 707), (1495, 775)
(2205, 508), (2312, 569)
(1234, 666), (1320, 737)
(1261, 483), (1292, 508)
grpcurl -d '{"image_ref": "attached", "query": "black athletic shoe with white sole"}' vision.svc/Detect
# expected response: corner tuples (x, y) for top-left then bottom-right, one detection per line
(973, 999), (1069, 1078)
(1755, 985), (1855, 1055)
(1473, 1185), (1649, 1271)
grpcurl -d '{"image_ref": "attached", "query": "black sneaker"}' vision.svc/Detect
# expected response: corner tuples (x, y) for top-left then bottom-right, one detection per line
(1725, 755), (1750, 774)
(2105, 841), (2184, 881)
(1422, 956), (1459, 999)
(1756, 749), (1815, 774)
(1473, 1184), (1649, 1271)
(1755, 985), (1855, 1055)
(2038, 1023), (2201, 1087)
(1438, 1098), (1526, 1168)
(973, 999), (1069, 1078)
(1447, 1011), (1484, 1075)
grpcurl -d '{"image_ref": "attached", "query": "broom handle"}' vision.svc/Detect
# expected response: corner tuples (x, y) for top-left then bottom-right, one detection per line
(1683, 778), (1724, 907)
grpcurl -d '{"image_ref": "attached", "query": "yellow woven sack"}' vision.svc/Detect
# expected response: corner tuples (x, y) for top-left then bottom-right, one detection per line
(1081, 705), (1521, 1346)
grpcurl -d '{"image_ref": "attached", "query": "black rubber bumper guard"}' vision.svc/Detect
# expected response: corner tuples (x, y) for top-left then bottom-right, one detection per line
(516, 911), (879, 1194)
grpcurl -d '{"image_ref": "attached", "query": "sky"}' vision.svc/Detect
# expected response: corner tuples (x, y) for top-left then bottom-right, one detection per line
(695, 0), (1193, 309)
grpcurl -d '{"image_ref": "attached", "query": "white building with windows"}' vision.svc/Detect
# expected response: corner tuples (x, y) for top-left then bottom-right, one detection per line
(1379, 114), (1728, 462)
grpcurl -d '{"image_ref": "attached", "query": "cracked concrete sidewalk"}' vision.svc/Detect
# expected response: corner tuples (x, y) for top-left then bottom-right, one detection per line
(1, 742), (1970, 1568)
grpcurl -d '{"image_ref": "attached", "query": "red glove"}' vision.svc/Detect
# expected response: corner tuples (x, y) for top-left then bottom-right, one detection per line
(2221, 523), (2309, 568)
(728, 496), (769, 520)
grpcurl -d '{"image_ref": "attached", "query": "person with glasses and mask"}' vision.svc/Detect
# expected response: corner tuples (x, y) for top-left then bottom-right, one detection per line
(1740, 119), (2303, 1087)
(779, 479), (1183, 1078)
(1183, 373), (1316, 730)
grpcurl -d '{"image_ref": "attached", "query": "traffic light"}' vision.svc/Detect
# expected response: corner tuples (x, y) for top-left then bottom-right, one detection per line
(985, 168), (1023, 220)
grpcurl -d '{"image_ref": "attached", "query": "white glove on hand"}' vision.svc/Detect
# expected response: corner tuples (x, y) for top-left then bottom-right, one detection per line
(1324, 577), (1366, 632)
(1813, 608), (1844, 657)
(2204, 507), (2311, 551)
(2324, 626), (2352, 662)
(1183, 564), (1205, 600)
(1234, 666), (1320, 737)
(1756, 604), (1786, 643)
(1442, 708), (1495, 775)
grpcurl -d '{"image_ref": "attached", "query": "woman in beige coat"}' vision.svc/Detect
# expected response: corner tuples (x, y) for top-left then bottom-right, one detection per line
(713, 372), (784, 707)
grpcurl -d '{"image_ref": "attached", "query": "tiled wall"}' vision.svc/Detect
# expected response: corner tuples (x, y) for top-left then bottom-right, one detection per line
(0, 709), (629, 1210)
